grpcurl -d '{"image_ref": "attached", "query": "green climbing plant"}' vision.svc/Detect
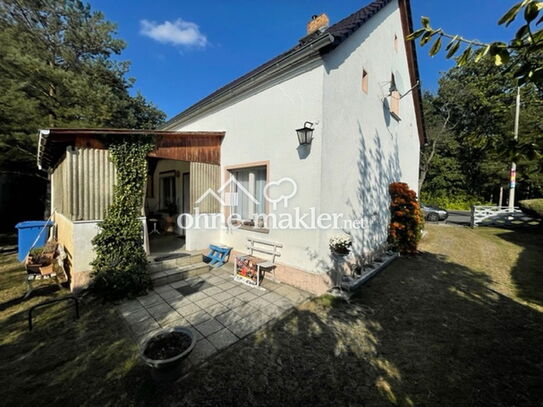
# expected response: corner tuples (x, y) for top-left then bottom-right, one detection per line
(91, 135), (155, 300)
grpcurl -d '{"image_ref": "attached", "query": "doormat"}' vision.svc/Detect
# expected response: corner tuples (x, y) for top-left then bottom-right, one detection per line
(154, 253), (190, 262)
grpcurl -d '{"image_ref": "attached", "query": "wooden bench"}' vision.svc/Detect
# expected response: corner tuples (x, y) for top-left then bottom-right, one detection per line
(234, 237), (282, 287)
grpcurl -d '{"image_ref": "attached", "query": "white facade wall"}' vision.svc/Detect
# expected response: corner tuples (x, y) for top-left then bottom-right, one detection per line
(319, 0), (420, 263)
(174, 0), (421, 275)
(174, 63), (326, 272)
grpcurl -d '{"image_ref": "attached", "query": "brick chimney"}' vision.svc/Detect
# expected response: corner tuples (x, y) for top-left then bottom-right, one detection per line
(306, 13), (329, 35)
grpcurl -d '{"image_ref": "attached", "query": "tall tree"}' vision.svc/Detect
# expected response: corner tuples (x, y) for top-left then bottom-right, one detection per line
(0, 0), (165, 177)
(420, 59), (543, 203)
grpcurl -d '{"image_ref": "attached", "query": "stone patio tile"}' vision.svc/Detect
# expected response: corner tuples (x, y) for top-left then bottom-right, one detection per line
(202, 286), (223, 296)
(156, 310), (186, 327)
(175, 302), (202, 317)
(249, 297), (272, 310)
(123, 308), (151, 324)
(158, 289), (183, 301)
(213, 291), (233, 303)
(198, 272), (214, 281)
(260, 291), (285, 305)
(137, 293), (164, 307)
(184, 309), (213, 326)
(221, 297), (244, 309)
(231, 304), (254, 319)
(167, 296), (192, 309)
(216, 309), (244, 326)
(238, 291), (258, 302)
(195, 318), (224, 337)
(207, 328), (238, 350)
(274, 285), (309, 304)
(170, 280), (189, 289)
(215, 281), (236, 291)
(225, 317), (259, 339)
(227, 286), (246, 296)
(275, 298), (294, 311)
(243, 311), (272, 328)
(185, 291), (208, 302)
(131, 317), (160, 336)
(206, 302), (229, 318)
(146, 302), (174, 319)
(259, 303), (284, 319)
(189, 339), (217, 364)
(193, 296), (219, 309)
(207, 276), (225, 285)
(153, 285), (174, 294)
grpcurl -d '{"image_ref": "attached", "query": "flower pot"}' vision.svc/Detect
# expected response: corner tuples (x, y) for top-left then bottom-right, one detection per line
(140, 326), (195, 382)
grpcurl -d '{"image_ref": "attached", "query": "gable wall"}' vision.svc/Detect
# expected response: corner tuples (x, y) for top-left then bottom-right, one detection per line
(320, 0), (421, 262)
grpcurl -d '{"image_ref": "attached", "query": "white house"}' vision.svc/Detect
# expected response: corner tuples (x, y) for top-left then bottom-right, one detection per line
(37, 0), (425, 294)
(160, 0), (425, 293)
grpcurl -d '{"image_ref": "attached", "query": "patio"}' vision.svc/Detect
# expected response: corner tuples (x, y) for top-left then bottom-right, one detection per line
(118, 265), (312, 366)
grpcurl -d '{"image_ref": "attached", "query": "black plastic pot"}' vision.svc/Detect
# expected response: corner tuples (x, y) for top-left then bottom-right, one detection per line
(140, 326), (196, 381)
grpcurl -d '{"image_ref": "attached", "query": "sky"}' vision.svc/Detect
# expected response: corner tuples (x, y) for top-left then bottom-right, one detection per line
(88, 0), (516, 119)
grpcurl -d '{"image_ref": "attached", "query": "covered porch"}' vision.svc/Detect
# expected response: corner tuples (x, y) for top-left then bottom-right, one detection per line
(37, 128), (224, 290)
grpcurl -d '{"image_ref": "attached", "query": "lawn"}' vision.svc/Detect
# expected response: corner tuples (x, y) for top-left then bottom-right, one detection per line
(1, 225), (542, 406)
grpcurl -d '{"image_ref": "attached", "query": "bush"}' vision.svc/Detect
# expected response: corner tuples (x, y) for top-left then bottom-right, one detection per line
(519, 199), (543, 219)
(388, 182), (424, 254)
(420, 191), (490, 210)
(91, 135), (155, 301)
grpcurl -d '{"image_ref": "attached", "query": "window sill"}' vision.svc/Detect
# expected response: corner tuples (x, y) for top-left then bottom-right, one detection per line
(230, 221), (269, 234)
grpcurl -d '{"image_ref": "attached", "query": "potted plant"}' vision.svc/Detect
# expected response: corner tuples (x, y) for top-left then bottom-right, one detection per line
(329, 234), (352, 257)
(140, 326), (196, 381)
(26, 246), (54, 275)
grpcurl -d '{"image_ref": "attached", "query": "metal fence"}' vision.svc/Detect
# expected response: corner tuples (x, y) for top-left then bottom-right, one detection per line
(471, 206), (541, 228)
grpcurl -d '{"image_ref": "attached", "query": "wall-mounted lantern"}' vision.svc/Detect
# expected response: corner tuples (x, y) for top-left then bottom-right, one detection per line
(296, 121), (314, 146)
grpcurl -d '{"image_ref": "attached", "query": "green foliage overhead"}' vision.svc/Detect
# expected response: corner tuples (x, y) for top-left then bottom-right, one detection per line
(0, 0), (165, 177)
(91, 135), (155, 300)
(408, 0), (543, 89)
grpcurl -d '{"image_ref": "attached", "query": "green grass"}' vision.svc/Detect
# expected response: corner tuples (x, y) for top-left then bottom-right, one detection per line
(1, 226), (543, 406)
(0, 236), (156, 406)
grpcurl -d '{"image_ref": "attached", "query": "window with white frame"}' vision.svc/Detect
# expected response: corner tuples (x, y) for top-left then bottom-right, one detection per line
(228, 166), (266, 222)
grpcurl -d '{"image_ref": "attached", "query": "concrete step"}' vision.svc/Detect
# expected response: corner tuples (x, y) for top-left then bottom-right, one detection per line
(151, 262), (211, 287)
(147, 252), (203, 273)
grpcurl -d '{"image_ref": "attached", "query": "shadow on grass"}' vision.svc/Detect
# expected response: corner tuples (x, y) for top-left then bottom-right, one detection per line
(495, 228), (543, 308)
(2, 249), (542, 406)
(163, 252), (543, 407)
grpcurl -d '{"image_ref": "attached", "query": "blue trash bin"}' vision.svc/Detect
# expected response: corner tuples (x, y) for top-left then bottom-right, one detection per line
(15, 220), (54, 262)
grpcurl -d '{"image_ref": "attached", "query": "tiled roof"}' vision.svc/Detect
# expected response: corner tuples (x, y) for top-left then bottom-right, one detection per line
(325, 0), (393, 49)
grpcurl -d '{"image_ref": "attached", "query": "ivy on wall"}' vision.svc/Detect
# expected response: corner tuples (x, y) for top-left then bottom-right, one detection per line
(91, 135), (155, 300)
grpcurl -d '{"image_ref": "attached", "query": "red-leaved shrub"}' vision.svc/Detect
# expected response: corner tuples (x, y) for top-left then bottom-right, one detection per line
(388, 182), (424, 254)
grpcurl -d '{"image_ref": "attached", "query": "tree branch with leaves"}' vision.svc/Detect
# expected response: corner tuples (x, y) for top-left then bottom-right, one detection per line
(409, 0), (543, 88)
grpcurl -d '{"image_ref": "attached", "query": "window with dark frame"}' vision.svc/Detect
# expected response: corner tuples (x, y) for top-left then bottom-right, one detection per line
(159, 170), (177, 210)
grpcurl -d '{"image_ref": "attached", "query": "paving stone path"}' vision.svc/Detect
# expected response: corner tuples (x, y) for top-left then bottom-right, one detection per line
(118, 265), (312, 366)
